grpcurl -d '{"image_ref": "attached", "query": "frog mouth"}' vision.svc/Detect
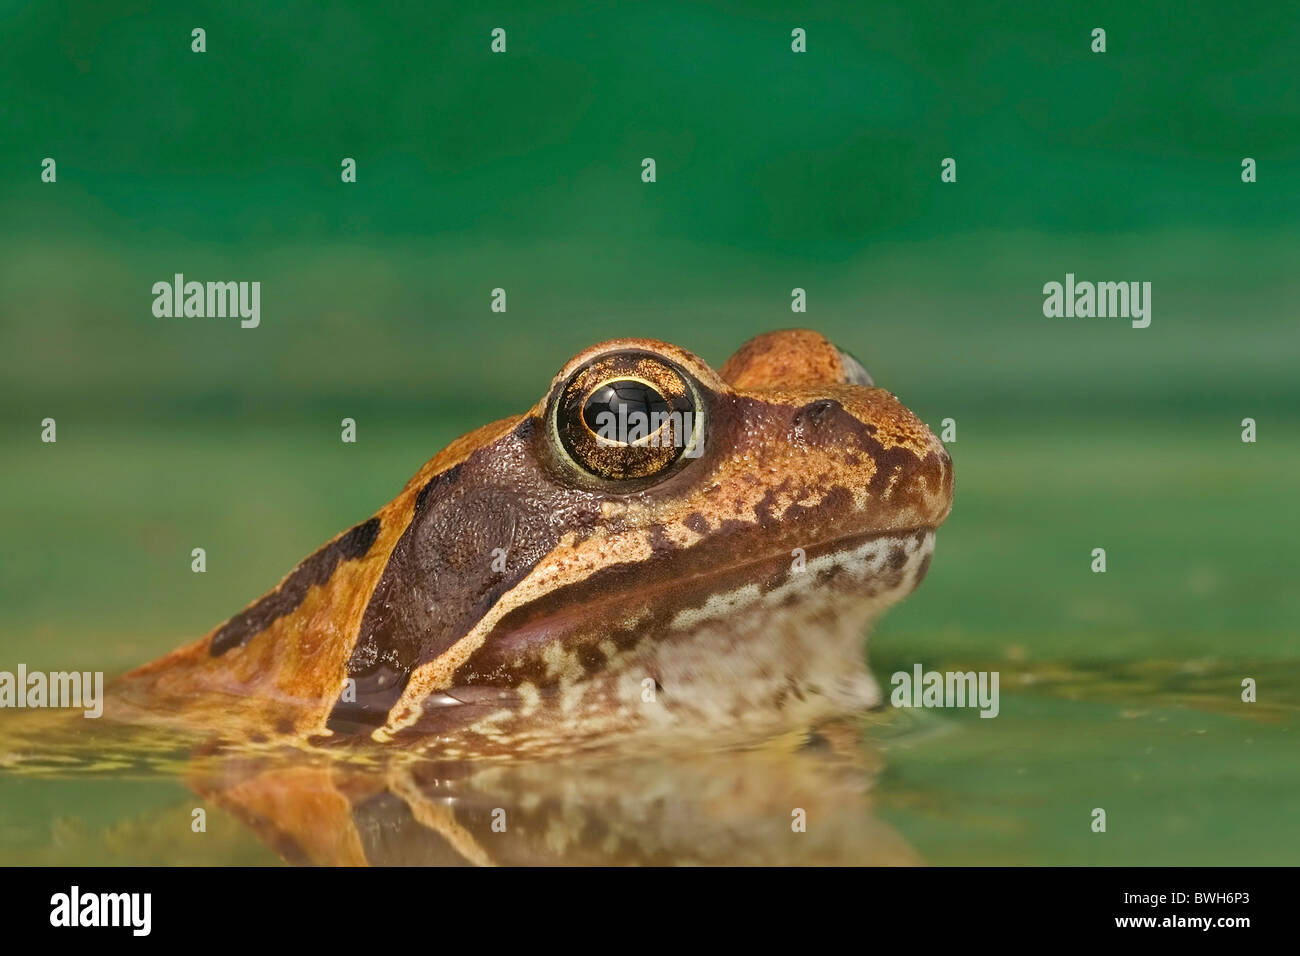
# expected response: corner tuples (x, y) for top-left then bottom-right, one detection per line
(404, 526), (939, 748)
(441, 527), (939, 684)
(661, 525), (940, 619)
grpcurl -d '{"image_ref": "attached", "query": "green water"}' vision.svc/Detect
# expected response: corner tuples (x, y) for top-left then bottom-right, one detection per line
(1, 0), (1298, 864)
(0, 659), (1294, 865)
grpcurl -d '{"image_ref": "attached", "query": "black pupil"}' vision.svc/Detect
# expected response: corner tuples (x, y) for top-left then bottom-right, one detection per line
(582, 380), (671, 433)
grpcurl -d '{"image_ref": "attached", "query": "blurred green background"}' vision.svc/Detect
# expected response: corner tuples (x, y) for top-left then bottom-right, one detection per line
(1, 1), (1297, 864)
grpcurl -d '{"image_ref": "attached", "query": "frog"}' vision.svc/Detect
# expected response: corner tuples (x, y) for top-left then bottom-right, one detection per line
(111, 329), (954, 759)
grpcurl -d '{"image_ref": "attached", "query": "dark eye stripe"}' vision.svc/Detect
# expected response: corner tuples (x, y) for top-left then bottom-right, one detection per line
(325, 430), (574, 735)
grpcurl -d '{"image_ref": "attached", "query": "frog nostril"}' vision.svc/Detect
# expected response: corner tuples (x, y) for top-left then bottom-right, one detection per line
(806, 399), (838, 424)
(793, 399), (840, 431)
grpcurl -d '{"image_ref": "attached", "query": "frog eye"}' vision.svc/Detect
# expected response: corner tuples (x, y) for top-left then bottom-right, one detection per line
(552, 351), (704, 482)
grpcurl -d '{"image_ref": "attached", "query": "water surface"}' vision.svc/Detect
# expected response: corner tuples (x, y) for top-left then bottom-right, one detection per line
(2, 658), (1293, 865)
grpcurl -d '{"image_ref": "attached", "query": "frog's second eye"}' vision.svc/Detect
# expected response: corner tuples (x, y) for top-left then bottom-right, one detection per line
(834, 346), (874, 387)
(553, 352), (703, 482)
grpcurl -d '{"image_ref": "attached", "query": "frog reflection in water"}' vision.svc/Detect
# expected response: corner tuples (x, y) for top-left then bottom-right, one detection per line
(19, 330), (955, 864)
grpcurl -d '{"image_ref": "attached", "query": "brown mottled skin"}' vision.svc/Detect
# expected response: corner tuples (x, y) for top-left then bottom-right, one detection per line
(114, 330), (954, 756)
